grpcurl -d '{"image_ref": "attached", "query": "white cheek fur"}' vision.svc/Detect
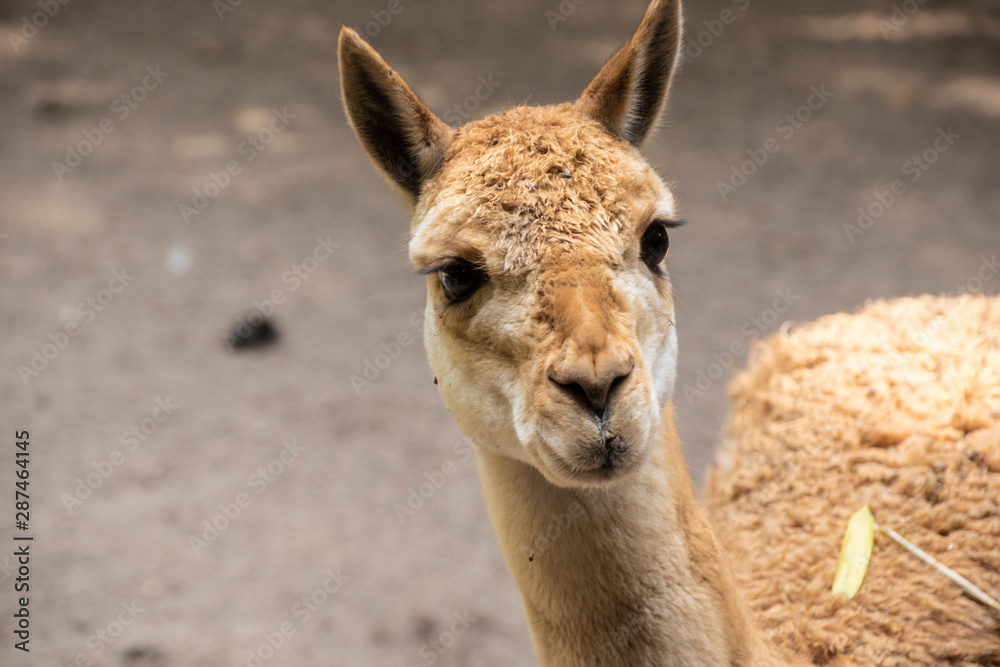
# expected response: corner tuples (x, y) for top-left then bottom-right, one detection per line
(649, 323), (678, 406)
(424, 303), (538, 463)
(615, 271), (677, 407)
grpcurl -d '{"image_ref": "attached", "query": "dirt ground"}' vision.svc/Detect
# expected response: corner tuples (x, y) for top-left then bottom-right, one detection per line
(1, 0), (998, 665)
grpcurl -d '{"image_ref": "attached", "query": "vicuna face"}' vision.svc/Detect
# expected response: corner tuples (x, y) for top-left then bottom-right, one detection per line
(411, 108), (680, 486)
(340, 0), (683, 488)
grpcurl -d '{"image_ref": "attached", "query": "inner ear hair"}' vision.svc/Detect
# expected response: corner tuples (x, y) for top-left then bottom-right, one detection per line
(576, 0), (683, 147)
(338, 27), (454, 202)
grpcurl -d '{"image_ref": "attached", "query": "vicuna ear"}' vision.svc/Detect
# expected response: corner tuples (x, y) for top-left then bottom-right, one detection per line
(576, 0), (682, 147)
(338, 27), (454, 202)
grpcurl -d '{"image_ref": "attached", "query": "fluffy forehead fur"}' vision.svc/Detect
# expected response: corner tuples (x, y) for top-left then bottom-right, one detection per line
(410, 104), (675, 277)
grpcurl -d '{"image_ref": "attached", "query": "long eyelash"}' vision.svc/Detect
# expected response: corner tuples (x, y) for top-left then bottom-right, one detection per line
(417, 258), (487, 276)
(640, 218), (684, 238)
(417, 264), (448, 276)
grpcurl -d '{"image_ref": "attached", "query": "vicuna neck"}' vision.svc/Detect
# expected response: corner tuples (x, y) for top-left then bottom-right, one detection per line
(474, 406), (780, 667)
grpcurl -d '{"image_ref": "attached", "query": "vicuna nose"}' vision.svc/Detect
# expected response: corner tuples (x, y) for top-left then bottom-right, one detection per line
(547, 342), (635, 417)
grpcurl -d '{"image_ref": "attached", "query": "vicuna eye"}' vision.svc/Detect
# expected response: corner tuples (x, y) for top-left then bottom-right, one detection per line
(437, 260), (487, 303)
(640, 221), (670, 269)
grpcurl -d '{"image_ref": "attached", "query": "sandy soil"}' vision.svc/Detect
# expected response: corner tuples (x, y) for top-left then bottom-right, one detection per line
(1, 0), (998, 665)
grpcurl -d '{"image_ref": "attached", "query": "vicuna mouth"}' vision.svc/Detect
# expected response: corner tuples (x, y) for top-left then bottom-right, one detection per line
(537, 433), (645, 487)
(575, 433), (626, 470)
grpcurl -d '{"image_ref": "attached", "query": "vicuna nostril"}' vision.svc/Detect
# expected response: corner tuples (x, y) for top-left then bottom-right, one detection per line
(548, 376), (597, 415)
(607, 368), (631, 402)
(548, 363), (633, 417)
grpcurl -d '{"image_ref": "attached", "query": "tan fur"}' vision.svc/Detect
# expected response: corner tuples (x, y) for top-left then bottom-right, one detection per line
(708, 294), (1000, 666)
(339, 1), (803, 665)
(476, 407), (788, 666)
(410, 104), (679, 490)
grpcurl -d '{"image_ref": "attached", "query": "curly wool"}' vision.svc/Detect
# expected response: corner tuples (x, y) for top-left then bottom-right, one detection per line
(414, 104), (668, 278)
(706, 294), (1000, 666)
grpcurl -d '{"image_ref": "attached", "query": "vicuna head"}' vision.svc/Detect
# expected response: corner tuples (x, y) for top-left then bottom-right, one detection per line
(340, 0), (683, 488)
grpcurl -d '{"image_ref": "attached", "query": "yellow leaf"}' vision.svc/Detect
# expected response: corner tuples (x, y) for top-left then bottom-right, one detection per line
(832, 504), (876, 599)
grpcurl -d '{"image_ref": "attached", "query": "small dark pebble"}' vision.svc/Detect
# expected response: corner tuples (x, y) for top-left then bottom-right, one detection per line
(122, 645), (165, 666)
(433, 376), (438, 385)
(413, 613), (437, 640)
(34, 99), (74, 121)
(226, 315), (279, 351)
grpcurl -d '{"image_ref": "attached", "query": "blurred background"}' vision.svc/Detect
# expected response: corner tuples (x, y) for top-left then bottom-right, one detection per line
(1, 0), (998, 665)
